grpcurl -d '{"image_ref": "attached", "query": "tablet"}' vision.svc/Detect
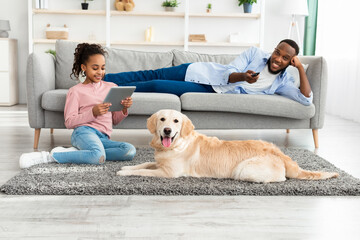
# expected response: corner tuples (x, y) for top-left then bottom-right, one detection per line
(103, 86), (136, 112)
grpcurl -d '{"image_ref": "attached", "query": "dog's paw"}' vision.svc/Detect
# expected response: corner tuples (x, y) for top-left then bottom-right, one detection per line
(121, 165), (135, 170)
(116, 170), (132, 176)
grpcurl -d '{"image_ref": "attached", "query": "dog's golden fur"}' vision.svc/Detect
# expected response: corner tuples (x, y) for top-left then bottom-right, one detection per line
(117, 110), (339, 183)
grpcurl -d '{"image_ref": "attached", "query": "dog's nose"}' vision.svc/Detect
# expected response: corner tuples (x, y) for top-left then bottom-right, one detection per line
(163, 127), (172, 136)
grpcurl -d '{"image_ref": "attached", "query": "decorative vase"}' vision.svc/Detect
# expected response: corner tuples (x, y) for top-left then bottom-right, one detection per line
(164, 7), (175, 12)
(81, 3), (89, 10)
(0, 31), (9, 38)
(243, 3), (252, 13)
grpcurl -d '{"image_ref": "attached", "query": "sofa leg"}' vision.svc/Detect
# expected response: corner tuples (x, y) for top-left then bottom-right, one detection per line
(50, 128), (54, 134)
(312, 129), (319, 148)
(34, 128), (41, 149)
(286, 129), (290, 133)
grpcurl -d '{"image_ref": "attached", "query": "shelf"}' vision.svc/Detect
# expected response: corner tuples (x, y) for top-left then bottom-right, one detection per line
(33, 39), (56, 44)
(32, 9), (259, 18)
(33, 39), (106, 44)
(33, 9), (106, 15)
(33, 39), (257, 47)
(188, 42), (260, 47)
(111, 41), (184, 46)
(33, 39), (183, 46)
(110, 10), (184, 17)
(189, 13), (260, 18)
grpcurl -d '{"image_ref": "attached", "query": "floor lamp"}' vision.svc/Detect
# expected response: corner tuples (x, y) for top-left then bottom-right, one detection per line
(282, 0), (309, 54)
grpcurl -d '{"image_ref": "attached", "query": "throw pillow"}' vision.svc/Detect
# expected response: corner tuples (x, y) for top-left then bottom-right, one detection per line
(286, 64), (309, 88)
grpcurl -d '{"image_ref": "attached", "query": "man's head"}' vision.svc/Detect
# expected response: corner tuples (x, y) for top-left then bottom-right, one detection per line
(268, 39), (299, 74)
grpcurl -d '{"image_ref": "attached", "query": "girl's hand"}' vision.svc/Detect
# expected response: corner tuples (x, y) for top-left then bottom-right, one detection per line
(121, 97), (133, 115)
(92, 103), (111, 116)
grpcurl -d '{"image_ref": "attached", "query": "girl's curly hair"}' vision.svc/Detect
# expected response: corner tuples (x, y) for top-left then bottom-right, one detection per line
(70, 43), (107, 80)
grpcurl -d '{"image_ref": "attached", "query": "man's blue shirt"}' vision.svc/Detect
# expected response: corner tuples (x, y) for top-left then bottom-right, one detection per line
(184, 47), (313, 106)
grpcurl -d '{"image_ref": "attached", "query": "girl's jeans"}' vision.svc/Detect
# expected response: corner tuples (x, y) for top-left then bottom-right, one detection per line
(52, 126), (136, 164)
(104, 63), (215, 97)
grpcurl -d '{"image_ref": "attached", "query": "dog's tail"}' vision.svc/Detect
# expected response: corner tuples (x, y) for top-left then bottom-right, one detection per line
(276, 150), (339, 180)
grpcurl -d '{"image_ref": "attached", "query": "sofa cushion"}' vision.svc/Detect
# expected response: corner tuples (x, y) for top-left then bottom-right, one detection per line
(286, 64), (309, 88)
(180, 93), (315, 119)
(105, 47), (173, 74)
(42, 90), (181, 115)
(129, 93), (181, 114)
(55, 40), (79, 89)
(42, 89), (68, 112)
(172, 49), (238, 66)
(55, 40), (174, 89)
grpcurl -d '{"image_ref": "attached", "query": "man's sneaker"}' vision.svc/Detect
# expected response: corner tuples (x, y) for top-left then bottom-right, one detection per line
(19, 151), (54, 169)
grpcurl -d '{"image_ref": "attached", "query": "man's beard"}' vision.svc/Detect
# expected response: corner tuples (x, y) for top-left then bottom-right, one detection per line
(267, 58), (288, 74)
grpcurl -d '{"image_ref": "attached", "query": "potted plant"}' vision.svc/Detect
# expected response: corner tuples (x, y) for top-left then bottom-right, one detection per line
(162, 0), (180, 12)
(81, 0), (94, 10)
(237, 0), (257, 13)
(207, 3), (212, 13)
(45, 49), (56, 57)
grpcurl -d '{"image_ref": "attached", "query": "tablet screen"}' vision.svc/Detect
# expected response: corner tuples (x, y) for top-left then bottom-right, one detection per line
(103, 86), (136, 112)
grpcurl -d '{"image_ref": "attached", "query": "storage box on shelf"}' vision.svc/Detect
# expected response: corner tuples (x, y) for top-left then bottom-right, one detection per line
(45, 24), (69, 40)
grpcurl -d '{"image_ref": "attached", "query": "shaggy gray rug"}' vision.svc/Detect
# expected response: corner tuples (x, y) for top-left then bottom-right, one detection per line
(1, 147), (360, 195)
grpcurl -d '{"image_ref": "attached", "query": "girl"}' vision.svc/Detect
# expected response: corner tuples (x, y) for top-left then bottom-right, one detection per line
(20, 43), (136, 168)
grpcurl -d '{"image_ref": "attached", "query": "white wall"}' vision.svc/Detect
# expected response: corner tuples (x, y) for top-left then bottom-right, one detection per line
(0, 0), (305, 104)
(0, 0), (29, 104)
(263, 0), (306, 52)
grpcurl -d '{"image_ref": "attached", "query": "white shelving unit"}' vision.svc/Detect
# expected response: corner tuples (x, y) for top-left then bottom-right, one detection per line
(189, 13), (260, 18)
(33, 9), (106, 15)
(0, 39), (18, 106)
(188, 42), (259, 47)
(110, 11), (185, 17)
(28, 0), (265, 54)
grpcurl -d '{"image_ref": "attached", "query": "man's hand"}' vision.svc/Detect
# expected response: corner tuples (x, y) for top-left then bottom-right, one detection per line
(92, 103), (111, 117)
(244, 70), (260, 84)
(121, 97), (133, 115)
(291, 56), (303, 69)
(228, 70), (259, 84)
(291, 56), (312, 97)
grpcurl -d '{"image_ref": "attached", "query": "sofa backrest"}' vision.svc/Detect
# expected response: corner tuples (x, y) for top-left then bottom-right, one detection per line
(298, 55), (328, 128)
(55, 40), (173, 89)
(172, 49), (238, 66)
(105, 47), (173, 74)
(55, 40), (79, 89)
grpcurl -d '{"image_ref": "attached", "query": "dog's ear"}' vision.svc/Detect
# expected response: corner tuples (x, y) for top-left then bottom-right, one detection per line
(180, 114), (194, 137)
(147, 113), (157, 134)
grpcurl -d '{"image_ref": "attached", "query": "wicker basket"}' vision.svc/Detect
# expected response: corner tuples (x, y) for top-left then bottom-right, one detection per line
(46, 24), (69, 40)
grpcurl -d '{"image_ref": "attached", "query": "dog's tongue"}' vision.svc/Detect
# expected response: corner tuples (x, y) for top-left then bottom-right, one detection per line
(162, 136), (172, 148)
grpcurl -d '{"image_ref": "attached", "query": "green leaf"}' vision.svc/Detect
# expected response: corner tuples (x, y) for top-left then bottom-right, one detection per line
(162, 0), (180, 7)
(237, 0), (257, 6)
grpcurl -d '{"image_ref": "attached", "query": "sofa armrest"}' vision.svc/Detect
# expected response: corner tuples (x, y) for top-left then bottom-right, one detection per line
(26, 53), (56, 129)
(299, 56), (328, 129)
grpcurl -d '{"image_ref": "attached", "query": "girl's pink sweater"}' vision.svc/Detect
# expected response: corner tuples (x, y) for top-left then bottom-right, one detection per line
(64, 81), (127, 137)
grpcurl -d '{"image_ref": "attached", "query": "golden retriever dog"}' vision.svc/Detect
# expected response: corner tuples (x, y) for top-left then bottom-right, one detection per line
(117, 110), (339, 183)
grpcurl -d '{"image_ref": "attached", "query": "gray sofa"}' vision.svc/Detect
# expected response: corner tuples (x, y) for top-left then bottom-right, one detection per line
(27, 40), (327, 149)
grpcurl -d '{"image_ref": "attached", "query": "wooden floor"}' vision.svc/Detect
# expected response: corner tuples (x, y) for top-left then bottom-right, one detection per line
(1, 105), (360, 239)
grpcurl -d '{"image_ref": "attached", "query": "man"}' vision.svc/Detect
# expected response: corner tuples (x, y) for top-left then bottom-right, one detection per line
(104, 39), (312, 106)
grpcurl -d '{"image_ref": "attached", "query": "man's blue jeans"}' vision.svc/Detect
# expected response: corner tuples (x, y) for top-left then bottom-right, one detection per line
(104, 63), (215, 96)
(52, 126), (136, 164)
